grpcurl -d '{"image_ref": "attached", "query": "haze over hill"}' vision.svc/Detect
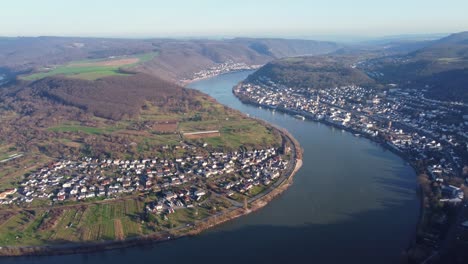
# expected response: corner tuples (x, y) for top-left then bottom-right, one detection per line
(360, 31), (468, 102)
(244, 32), (468, 103)
(0, 37), (340, 82)
(0, 35), (344, 165)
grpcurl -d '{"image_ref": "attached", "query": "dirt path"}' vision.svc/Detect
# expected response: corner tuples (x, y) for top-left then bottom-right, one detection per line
(114, 219), (124, 241)
(72, 58), (139, 67)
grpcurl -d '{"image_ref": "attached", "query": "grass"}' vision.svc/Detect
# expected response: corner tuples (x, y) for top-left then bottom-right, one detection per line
(282, 57), (305, 63)
(248, 185), (266, 197)
(52, 209), (80, 241)
(0, 144), (19, 161)
(437, 57), (463, 63)
(183, 118), (279, 150)
(48, 124), (121, 135)
(132, 52), (159, 64)
(179, 120), (221, 132)
(0, 152), (21, 162)
(176, 96), (280, 150)
(21, 52), (159, 81)
(139, 134), (181, 148)
(139, 104), (182, 121)
(22, 66), (128, 81)
(167, 207), (211, 227)
(0, 197), (220, 246)
(0, 211), (48, 246)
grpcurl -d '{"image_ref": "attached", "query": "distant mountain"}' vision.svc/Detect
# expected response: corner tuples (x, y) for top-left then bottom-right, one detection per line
(410, 31), (468, 59)
(136, 38), (341, 81)
(230, 38), (340, 58)
(0, 37), (341, 82)
(361, 31), (468, 102)
(243, 32), (468, 103)
(363, 33), (449, 45)
(0, 37), (156, 72)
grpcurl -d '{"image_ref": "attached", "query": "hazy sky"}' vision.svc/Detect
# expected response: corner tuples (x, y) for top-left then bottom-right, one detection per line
(1, 0), (467, 38)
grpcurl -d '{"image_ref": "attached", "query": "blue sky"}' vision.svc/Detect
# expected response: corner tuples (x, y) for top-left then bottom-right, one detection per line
(1, 0), (467, 38)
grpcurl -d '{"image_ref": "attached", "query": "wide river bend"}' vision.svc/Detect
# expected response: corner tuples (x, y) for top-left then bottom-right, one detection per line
(5, 71), (419, 264)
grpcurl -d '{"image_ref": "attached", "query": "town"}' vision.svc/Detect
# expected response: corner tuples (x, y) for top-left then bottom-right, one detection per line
(0, 147), (289, 216)
(234, 77), (468, 255)
(185, 60), (261, 82)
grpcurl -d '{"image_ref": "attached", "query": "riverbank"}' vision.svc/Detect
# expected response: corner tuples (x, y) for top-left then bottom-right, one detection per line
(0, 125), (303, 257)
(180, 68), (260, 87)
(232, 82), (426, 262)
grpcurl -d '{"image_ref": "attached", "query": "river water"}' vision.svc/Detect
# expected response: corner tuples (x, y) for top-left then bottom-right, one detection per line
(5, 71), (419, 264)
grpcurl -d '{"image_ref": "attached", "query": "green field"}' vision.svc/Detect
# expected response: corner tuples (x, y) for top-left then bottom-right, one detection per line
(437, 57), (465, 64)
(23, 66), (130, 81)
(48, 124), (121, 135)
(180, 118), (279, 150)
(0, 200), (143, 246)
(0, 199), (222, 246)
(22, 52), (158, 81)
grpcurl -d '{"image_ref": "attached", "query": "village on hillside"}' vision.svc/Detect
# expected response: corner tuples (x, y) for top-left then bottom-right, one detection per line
(185, 60), (261, 82)
(0, 147), (288, 216)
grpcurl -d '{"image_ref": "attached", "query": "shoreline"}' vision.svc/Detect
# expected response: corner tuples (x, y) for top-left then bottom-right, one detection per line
(180, 68), (258, 86)
(0, 116), (303, 258)
(232, 82), (425, 255)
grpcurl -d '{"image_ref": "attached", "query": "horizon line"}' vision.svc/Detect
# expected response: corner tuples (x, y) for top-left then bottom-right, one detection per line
(0, 31), (454, 42)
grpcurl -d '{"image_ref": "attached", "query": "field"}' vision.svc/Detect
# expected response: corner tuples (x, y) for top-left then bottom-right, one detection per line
(0, 196), (229, 247)
(151, 120), (179, 133)
(21, 52), (158, 81)
(437, 57), (466, 64)
(179, 118), (278, 150)
(0, 145), (23, 163)
(0, 200), (144, 246)
(183, 131), (221, 139)
(48, 124), (121, 135)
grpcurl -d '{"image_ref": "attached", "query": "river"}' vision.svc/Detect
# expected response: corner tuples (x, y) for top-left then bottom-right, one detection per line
(0, 67), (14, 86)
(4, 71), (419, 264)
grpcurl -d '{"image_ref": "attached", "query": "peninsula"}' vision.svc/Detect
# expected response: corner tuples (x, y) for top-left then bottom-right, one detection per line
(0, 39), (304, 256)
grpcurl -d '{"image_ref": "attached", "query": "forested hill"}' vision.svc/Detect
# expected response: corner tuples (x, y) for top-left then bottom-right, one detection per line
(246, 32), (468, 103)
(246, 56), (375, 90)
(26, 74), (200, 120)
(0, 72), (282, 161)
(361, 31), (468, 103)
